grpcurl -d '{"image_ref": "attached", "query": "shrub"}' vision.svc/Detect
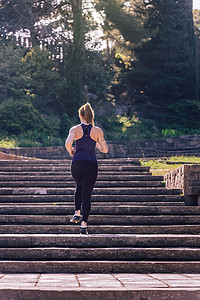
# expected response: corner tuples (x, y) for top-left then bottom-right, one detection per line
(16, 130), (64, 147)
(167, 100), (200, 130)
(0, 99), (50, 135)
(59, 113), (72, 139)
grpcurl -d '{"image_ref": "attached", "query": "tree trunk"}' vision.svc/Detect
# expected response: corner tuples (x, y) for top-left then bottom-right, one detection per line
(71, 0), (82, 12)
(67, 0), (85, 115)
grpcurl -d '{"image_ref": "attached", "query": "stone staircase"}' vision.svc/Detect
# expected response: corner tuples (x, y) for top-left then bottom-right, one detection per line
(0, 158), (200, 273)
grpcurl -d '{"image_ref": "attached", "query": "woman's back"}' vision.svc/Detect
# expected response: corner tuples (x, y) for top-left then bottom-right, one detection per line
(73, 124), (97, 162)
(73, 124), (101, 141)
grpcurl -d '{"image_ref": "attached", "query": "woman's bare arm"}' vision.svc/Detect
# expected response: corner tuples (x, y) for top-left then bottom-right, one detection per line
(65, 128), (76, 156)
(97, 129), (108, 153)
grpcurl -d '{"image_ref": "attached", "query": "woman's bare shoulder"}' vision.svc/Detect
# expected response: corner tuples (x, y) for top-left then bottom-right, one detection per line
(93, 125), (103, 132)
(93, 125), (104, 137)
(70, 124), (81, 131)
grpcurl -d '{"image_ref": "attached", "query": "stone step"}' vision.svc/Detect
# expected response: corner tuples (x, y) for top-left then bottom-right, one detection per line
(0, 247), (200, 261)
(0, 234), (200, 247)
(0, 187), (181, 195)
(0, 201), (184, 206)
(0, 224), (197, 234)
(0, 162), (141, 168)
(0, 158), (141, 165)
(0, 175), (163, 181)
(0, 174), (162, 180)
(0, 166), (150, 172)
(0, 171), (152, 177)
(0, 181), (165, 188)
(0, 260), (199, 273)
(0, 163), (142, 168)
(0, 215), (198, 225)
(0, 158), (190, 274)
(0, 194), (184, 203)
(0, 205), (198, 215)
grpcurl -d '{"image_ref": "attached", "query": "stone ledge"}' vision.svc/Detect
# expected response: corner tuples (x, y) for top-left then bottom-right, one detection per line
(0, 273), (200, 300)
(0, 288), (200, 300)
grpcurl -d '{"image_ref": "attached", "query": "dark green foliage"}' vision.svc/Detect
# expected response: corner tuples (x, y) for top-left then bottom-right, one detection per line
(84, 51), (114, 98)
(95, 0), (146, 44)
(0, 99), (50, 135)
(17, 130), (64, 147)
(130, 0), (198, 105)
(59, 113), (72, 139)
(167, 99), (200, 130)
(0, 41), (28, 102)
(25, 47), (60, 93)
(0, 0), (199, 145)
(24, 46), (62, 112)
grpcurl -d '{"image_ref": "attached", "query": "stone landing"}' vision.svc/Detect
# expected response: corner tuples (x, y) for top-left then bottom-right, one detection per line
(0, 273), (200, 300)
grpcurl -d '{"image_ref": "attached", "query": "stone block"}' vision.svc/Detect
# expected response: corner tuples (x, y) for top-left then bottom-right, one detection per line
(166, 139), (173, 144)
(191, 166), (200, 173)
(164, 164), (200, 205)
(184, 195), (198, 206)
(187, 172), (199, 181)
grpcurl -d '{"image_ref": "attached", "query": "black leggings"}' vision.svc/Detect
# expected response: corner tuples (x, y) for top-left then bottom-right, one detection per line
(71, 160), (98, 223)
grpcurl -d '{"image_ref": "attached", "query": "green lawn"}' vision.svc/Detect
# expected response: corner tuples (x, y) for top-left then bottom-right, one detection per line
(140, 155), (200, 176)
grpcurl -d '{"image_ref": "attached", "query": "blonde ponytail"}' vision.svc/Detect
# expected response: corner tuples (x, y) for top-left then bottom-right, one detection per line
(79, 102), (94, 126)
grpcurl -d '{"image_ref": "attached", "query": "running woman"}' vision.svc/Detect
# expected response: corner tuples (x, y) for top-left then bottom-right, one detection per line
(65, 102), (108, 234)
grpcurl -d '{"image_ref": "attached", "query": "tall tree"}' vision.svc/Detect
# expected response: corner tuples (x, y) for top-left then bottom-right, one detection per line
(0, 0), (92, 115)
(0, 0), (57, 45)
(130, 0), (198, 105)
(94, 0), (147, 57)
(0, 41), (28, 102)
(23, 46), (62, 111)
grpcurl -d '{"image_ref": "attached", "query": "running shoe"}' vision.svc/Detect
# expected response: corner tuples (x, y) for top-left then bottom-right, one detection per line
(70, 215), (81, 224)
(80, 227), (88, 235)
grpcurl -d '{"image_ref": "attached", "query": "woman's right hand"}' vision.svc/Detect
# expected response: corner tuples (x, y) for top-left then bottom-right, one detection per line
(96, 142), (101, 151)
(71, 147), (76, 156)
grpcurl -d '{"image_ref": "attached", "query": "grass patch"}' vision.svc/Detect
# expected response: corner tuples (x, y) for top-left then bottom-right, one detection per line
(0, 138), (17, 148)
(140, 155), (200, 176)
(0, 130), (65, 148)
(165, 155), (200, 163)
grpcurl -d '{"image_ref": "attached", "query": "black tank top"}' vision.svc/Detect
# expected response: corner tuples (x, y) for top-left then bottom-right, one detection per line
(72, 124), (97, 162)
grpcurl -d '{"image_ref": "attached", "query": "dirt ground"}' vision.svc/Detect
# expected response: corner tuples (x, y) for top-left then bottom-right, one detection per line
(0, 151), (25, 160)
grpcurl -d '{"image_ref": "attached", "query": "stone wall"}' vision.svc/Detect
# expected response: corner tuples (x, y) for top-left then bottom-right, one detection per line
(164, 165), (185, 192)
(0, 142), (129, 159)
(164, 165), (200, 206)
(0, 146), (70, 160)
(127, 135), (200, 157)
(1, 135), (200, 159)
